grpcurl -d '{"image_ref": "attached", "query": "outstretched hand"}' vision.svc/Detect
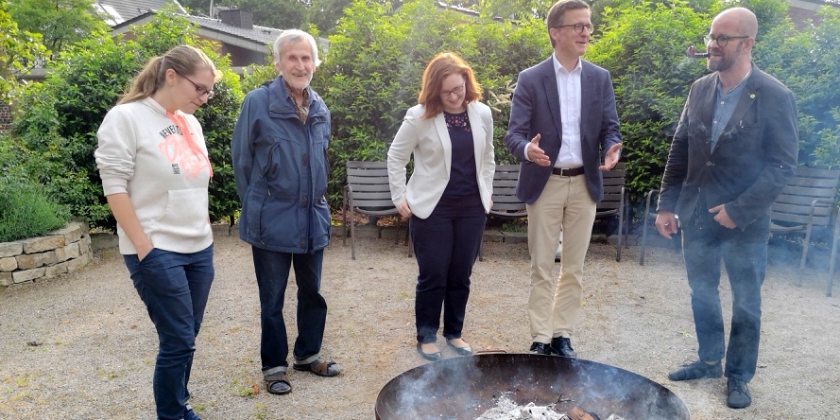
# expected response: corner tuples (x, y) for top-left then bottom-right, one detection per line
(599, 143), (622, 171)
(527, 134), (551, 167)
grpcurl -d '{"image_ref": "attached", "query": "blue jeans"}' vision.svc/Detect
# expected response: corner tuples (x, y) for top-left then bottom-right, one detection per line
(683, 223), (766, 382)
(410, 194), (486, 344)
(123, 245), (214, 420)
(251, 247), (327, 377)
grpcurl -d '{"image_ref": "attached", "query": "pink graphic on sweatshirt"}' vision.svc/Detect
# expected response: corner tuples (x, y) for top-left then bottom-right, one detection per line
(158, 126), (211, 179)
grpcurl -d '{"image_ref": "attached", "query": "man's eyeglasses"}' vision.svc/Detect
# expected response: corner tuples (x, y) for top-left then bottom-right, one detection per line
(440, 84), (465, 98)
(704, 34), (749, 48)
(173, 69), (214, 100)
(555, 23), (594, 34)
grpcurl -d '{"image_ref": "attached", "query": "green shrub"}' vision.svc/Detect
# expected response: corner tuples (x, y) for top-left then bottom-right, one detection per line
(754, 6), (840, 168)
(317, 0), (548, 208)
(586, 0), (711, 205)
(12, 9), (244, 229)
(0, 178), (70, 242)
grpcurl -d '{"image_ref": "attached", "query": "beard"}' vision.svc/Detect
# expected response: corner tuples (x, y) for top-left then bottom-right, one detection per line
(286, 71), (313, 91)
(708, 41), (743, 72)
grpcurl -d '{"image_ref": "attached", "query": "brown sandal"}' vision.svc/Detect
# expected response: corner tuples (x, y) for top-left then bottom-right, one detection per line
(265, 373), (292, 395)
(293, 358), (340, 377)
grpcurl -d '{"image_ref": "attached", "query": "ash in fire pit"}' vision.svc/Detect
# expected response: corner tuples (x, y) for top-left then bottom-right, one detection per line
(475, 395), (628, 420)
(475, 395), (565, 419)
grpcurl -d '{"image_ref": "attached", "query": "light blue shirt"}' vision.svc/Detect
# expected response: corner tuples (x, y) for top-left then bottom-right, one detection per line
(710, 72), (750, 150)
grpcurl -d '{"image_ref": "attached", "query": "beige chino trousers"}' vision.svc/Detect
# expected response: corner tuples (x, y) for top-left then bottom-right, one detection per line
(526, 174), (596, 343)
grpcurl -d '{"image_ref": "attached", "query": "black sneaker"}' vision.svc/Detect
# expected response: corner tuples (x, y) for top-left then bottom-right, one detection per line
(726, 377), (752, 408)
(668, 360), (722, 381)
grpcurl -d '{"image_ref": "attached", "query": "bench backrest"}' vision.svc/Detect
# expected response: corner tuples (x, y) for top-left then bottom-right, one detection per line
(597, 162), (625, 217)
(345, 161), (396, 211)
(771, 166), (840, 227)
(490, 164), (527, 216)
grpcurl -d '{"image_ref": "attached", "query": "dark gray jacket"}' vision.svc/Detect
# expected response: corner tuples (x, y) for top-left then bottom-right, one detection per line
(658, 63), (798, 241)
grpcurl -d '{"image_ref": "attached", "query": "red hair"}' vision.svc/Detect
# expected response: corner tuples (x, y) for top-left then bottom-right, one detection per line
(417, 52), (483, 119)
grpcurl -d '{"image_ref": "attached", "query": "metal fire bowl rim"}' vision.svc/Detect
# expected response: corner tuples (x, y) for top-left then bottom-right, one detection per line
(375, 352), (690, 420)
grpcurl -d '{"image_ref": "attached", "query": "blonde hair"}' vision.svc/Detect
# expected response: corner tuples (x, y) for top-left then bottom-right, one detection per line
(417, 52), (482, 120)
(119, 45), (222, 105)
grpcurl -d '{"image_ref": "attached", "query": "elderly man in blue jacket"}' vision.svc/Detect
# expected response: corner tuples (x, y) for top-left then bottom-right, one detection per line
(231, 29), (339, 396)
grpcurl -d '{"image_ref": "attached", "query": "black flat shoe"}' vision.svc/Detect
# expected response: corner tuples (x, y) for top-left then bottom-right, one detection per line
(446, 339), (473, 356)
(416, 343), (442, 361)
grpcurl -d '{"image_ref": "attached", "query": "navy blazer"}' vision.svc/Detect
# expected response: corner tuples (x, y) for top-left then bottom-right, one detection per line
(657, 64), (798, 241)
(504, 57), (622, 204)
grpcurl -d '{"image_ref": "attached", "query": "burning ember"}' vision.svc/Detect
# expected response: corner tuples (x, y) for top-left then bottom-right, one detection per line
(475, 395), (628, 420)
(685, 45), (709, 58)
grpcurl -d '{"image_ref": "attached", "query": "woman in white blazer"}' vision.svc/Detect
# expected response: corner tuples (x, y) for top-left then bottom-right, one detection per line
(388, 52), (495, 361)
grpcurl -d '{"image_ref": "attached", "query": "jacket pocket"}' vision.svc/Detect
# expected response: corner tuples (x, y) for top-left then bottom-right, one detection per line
(263, 138), (301, 198)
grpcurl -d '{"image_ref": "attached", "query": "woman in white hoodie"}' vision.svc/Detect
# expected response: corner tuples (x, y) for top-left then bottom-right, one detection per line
(95, 45), (221, 420)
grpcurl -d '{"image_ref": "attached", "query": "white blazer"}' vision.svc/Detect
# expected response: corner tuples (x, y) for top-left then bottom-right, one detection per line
(387, 101), (495, 219)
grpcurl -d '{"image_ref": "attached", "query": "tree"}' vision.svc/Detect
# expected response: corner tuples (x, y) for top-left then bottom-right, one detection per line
(7, 0), (109, 59)
(182, 0), (308, 29)
(0, 0), (48, 103)
(308, 0), (353, 34)
(235, 0), (308, 28)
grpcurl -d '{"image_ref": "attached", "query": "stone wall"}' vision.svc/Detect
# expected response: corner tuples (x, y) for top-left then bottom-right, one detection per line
(0, 222), (93, 287)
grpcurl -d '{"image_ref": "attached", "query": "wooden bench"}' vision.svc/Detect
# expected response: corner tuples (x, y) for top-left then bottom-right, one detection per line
(479, 165), (528, 261)
(770, 167), (840, 289)
(597, 162), (627, 262)
(341, 161), (407, 260)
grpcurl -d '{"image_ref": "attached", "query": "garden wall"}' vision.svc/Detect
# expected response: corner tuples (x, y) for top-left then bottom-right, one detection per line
(0, 222), (92, 287)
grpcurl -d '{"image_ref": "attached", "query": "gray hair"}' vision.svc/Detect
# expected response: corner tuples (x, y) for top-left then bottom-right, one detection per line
(272, 29), (322, 67)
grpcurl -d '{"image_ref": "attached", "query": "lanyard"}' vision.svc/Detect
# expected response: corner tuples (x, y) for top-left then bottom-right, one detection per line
(166, 111), (213, 178)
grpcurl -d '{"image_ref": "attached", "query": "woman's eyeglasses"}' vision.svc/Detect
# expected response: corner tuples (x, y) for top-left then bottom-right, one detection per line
(173, 69), (215, 100)
(440, 84), (465, 98)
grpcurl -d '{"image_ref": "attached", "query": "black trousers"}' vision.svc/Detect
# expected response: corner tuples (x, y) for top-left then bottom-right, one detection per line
(410, 194), (486, 344)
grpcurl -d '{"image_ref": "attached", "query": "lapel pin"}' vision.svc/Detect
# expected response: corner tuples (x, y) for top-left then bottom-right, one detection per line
(749, 93), (755, 99)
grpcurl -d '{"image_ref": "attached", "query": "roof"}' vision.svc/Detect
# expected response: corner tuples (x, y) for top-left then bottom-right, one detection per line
(186, 15), (283, 45)
(94, 0), (186, 26)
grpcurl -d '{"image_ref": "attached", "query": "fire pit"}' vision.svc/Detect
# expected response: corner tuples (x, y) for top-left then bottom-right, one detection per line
(375, 353), (689, 420)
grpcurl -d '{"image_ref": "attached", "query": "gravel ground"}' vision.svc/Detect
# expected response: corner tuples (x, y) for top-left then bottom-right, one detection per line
(1, 232), (839, 420)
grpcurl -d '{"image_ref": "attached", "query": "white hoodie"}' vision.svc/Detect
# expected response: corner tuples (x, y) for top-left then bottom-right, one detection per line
(95, 97), (213, 255)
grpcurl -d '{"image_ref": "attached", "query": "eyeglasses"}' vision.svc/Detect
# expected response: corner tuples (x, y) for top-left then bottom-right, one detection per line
(173, 69), (214, 100)
(440, 84), (465, 98)
(704, 34), (749, 48)
(555, 23), (594, 34)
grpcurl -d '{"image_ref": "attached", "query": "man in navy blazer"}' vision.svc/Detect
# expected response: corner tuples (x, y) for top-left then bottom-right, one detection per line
(504, 0), (621, 358)
(655, 8), (798, 409)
